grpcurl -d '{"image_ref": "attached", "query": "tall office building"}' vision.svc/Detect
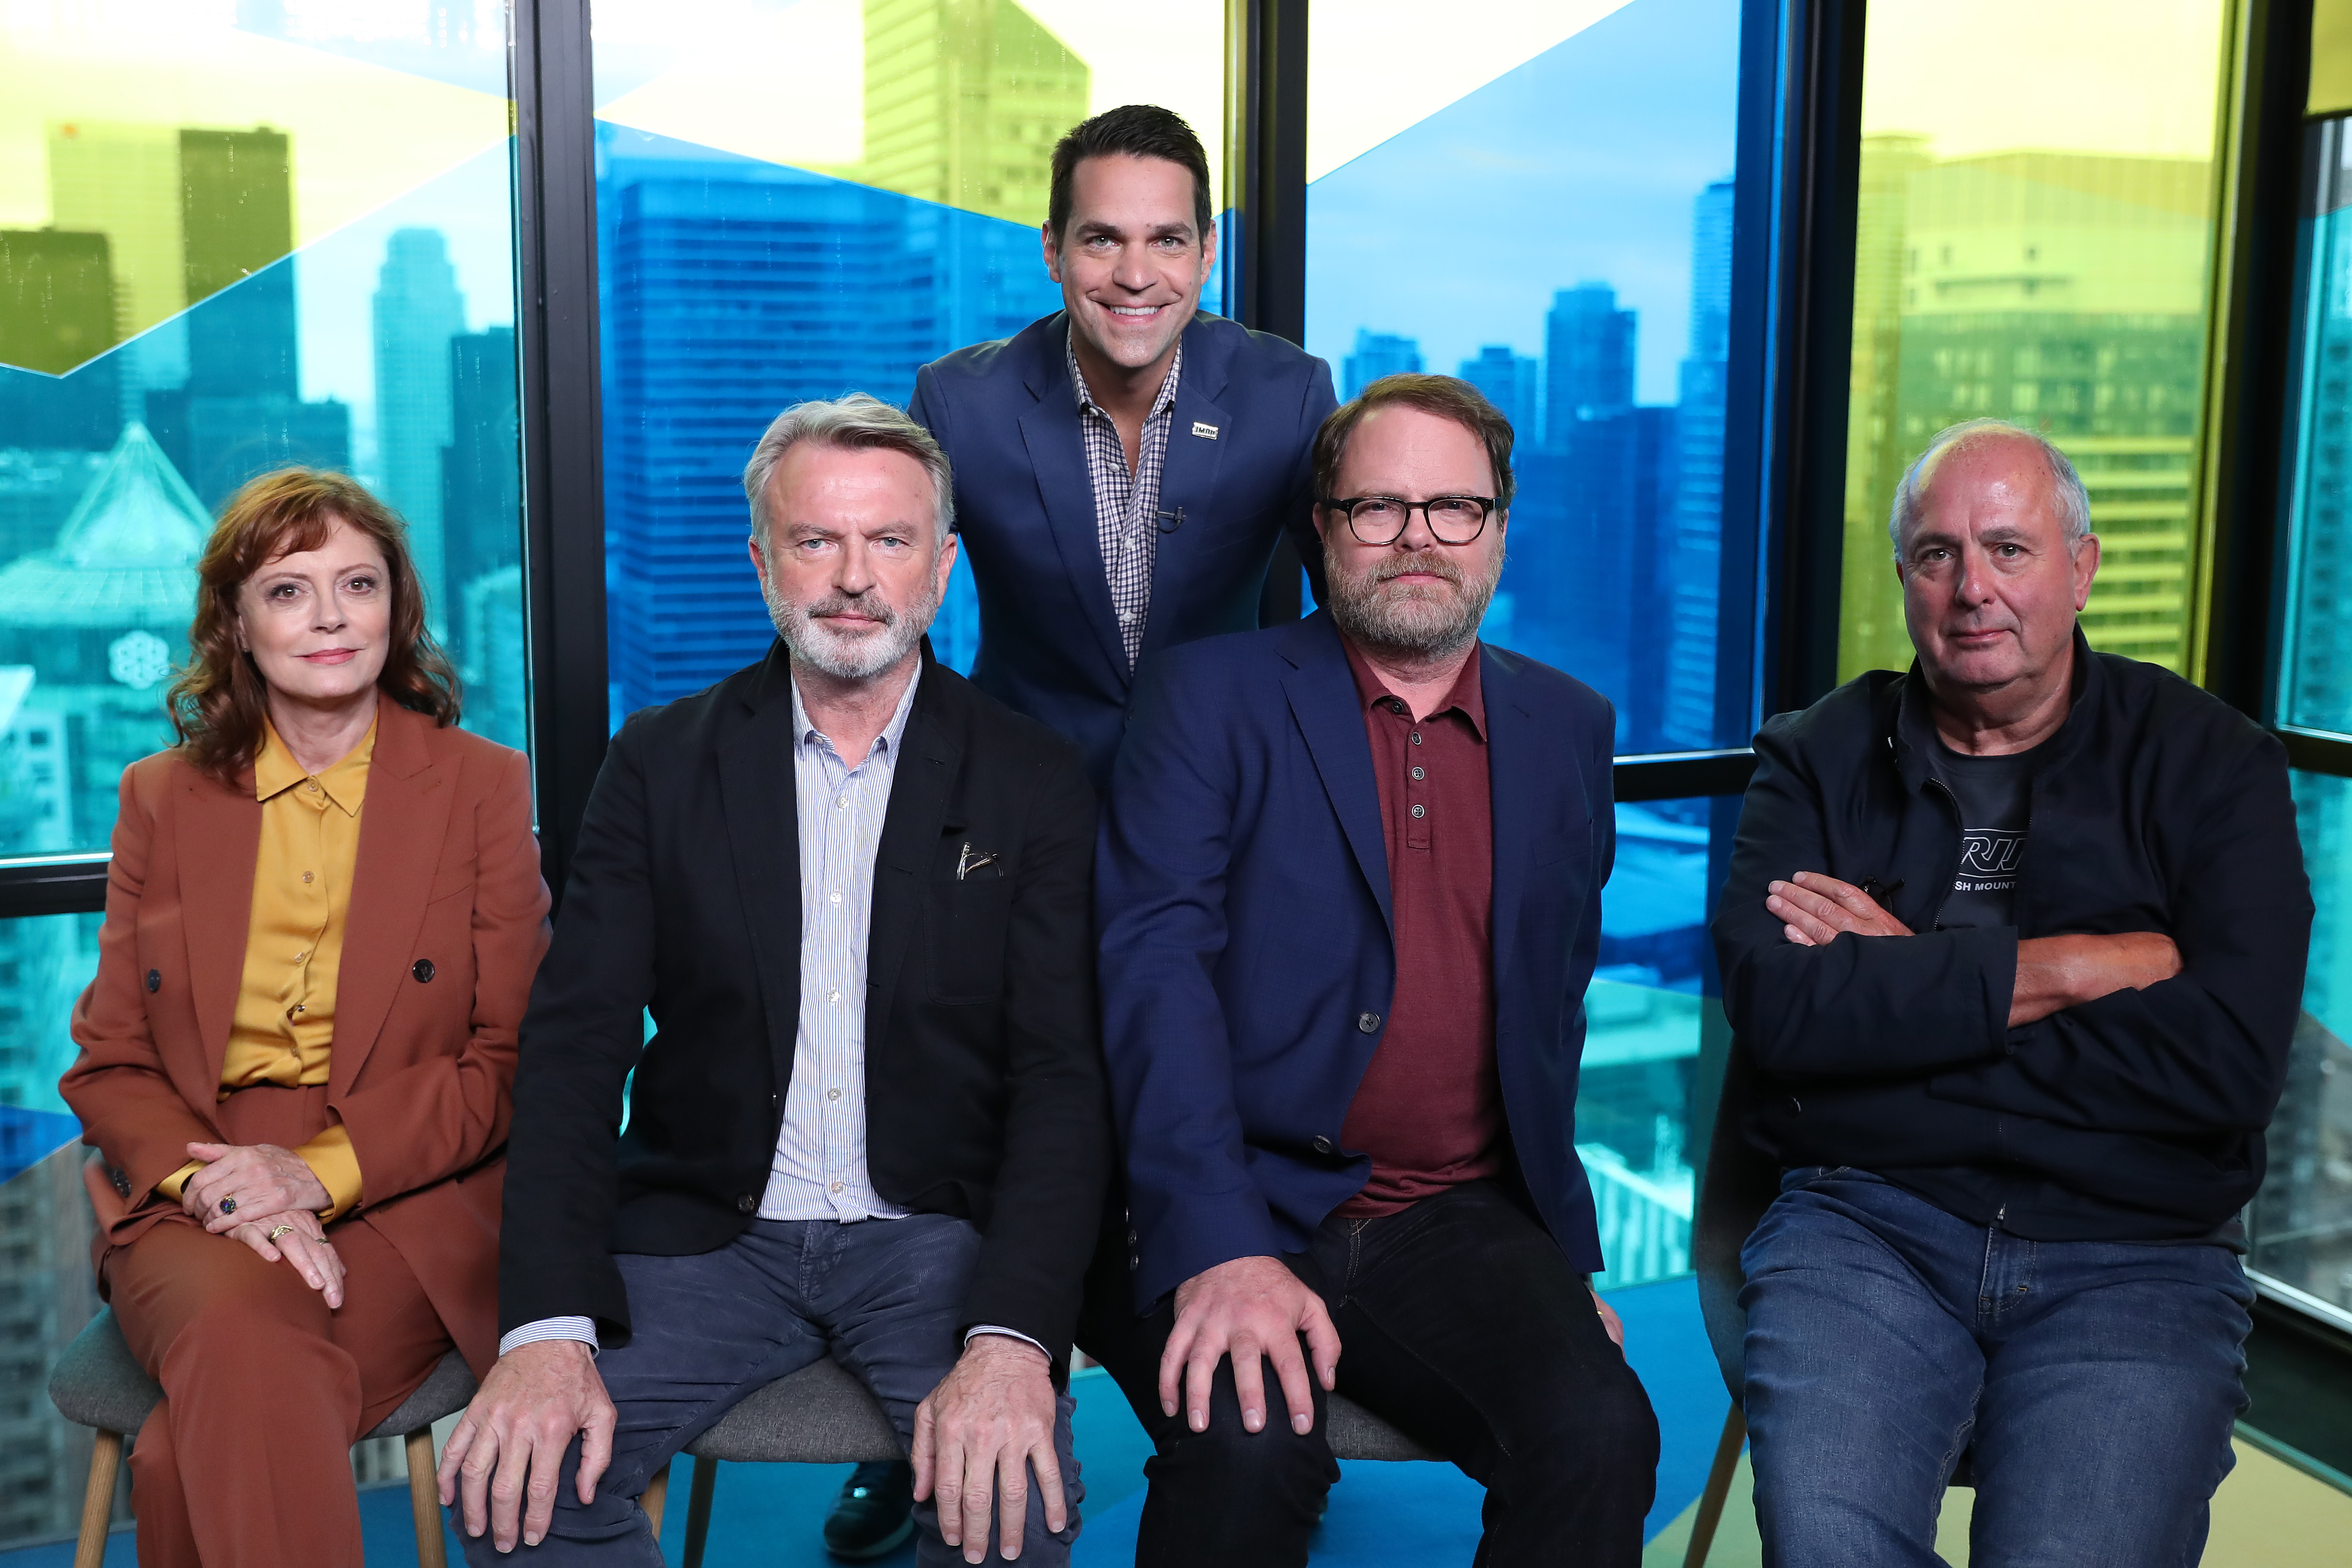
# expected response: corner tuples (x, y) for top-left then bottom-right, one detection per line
(1544, 283), (1636, 448)
(1344, 330), (1421, 400)
(0, 230), (120, 451)
(1458, 344), (1540, 441)
(861, 0), (1090, 227)
(1663, 181), (1735, 750)
(1839, 136), (1934, 670)
(444, 326), (523, 737)
(600, 149), (1059, 713)
(1838, 150), (2213, 677)
(375, 228), (469, 615)
(45, 122), (184, 345)
(144, 125), (351, 505)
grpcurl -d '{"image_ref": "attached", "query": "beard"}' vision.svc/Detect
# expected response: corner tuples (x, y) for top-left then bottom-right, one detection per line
(761, 566), (941, 681)
(1323, 544), (1502, 661)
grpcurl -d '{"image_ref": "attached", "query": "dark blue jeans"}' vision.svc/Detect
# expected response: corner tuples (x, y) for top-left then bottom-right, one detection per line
(456, 1215), (1079, 1567)
(1740, 1167), (2253, 1568)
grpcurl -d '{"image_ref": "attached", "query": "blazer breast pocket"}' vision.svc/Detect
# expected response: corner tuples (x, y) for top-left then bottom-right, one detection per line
(930, 871), (1013, 1002)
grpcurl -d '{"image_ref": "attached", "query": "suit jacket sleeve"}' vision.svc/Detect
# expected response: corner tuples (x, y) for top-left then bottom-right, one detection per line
(1927, 731), (2311, 1137)
(909, 364), (948, 448)
(1097, 656), (1284, 1301)
(1290, 359), (1339, 607)
(499, 720), (660, 1340)
(1711, 716), (2018, 1080)
(332, 747), (550, 1206)
(956, 746), (1113, 1359)
(61, 763), (220, 1205)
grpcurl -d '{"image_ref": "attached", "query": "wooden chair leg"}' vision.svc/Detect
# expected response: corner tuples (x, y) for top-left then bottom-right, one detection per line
(1682, 1401), (1748, 1568)
(76, 1429), (121, 1568)
(642, 1458), (671, 1537)
(405, 1428), (449, 1568)
(680, 1458), (718, 1568)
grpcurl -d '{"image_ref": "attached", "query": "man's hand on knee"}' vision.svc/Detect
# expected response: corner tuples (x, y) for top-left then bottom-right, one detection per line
(911, 1333), (1064, 1564)
(435, 1338), (614, 1552)
(1160, 1255), (1340, 1438)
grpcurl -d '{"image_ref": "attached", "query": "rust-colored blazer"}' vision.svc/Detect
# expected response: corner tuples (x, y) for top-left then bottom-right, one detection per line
(61, 695), (551, 1374)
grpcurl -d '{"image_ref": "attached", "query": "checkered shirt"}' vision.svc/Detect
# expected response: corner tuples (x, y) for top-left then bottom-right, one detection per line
(1068, 327), (1183, 668)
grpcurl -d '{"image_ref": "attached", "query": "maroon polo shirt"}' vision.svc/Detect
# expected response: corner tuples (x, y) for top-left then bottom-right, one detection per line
(1333, 636), (1505, 1219)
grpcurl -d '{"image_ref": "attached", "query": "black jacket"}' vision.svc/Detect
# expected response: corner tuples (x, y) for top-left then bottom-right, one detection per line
(500, 641), (1111, 1365)
(1711, 630), (2311, 1240)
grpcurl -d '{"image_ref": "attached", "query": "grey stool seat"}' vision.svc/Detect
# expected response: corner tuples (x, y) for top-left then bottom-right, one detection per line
(48, 1305), (477, 1568)
(659, 1360), (1441, 1568)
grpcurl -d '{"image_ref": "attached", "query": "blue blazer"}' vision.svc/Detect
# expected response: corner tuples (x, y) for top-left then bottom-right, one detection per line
(1097, 611), (1617, 1311)
(910, 311), (1337, 785)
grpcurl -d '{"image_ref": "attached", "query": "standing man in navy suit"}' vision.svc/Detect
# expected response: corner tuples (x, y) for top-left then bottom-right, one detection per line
(908, 103), (1337, 788)
(1089, 375), (1658, 1566)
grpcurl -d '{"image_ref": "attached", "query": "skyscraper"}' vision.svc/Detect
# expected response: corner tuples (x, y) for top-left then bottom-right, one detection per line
(600, 143), (1059, 714)
(0, 230), (120, 451)
(1344, 330), (1421, 400)
(45, 121), (185, 345)
(444, 325), (523, 738)
(1663, 181), (1735, 750)
(374, 228), (468, 615)
(1458, 344), (1540, 440)
(143, 125), (351, 505)
(861, 0), (1090, 227)
(1544, 282), (1636, 448)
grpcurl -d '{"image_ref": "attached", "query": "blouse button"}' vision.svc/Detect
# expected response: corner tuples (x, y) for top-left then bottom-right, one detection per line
(301, 871), (314, 884)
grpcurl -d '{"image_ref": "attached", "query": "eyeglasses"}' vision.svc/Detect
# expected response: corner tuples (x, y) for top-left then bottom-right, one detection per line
(1319, 494), (1495, 546)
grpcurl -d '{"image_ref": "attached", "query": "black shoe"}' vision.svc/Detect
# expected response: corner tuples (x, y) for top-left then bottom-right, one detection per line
(823, 1459), (915, 1560)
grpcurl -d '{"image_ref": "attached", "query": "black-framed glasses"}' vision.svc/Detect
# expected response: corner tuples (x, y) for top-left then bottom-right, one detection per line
(1319, 494), (1495, 546)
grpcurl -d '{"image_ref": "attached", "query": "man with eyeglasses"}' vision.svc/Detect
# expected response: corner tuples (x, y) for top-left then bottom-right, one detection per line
(1084, 375), (1659, 1566)
(908, 102), (1336, 791)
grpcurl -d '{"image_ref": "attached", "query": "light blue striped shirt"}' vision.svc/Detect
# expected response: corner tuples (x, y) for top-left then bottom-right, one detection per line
(757, 664), (921, 1221)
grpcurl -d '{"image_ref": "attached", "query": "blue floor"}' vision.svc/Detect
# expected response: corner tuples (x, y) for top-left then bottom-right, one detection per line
(14, 1276), (1724, 1567)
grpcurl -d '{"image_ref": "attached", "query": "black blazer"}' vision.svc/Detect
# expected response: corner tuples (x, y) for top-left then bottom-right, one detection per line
(910, 311), (1338, 786)
(499, 641), (1110, 1365)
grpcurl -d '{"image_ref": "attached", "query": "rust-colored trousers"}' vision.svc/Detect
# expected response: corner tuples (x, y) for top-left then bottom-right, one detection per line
(104, 1085), (456, 1568)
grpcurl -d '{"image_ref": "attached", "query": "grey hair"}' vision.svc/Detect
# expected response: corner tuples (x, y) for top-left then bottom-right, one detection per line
(743, 393), (955, 556)
(1887, 418), (2092, 561)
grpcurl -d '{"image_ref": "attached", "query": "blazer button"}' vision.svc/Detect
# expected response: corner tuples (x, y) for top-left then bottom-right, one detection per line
(411, 959), (435, 983)
(736, 1193), (757, 1214)
(1356, 1012), (1381, 1034)
(144, 969), (160, 994)
(1312, 1135), (1334, 1155)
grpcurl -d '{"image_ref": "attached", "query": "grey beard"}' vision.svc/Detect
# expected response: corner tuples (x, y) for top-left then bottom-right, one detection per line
(1323, 548), (1500, 661)
(763, 575), (940, 680)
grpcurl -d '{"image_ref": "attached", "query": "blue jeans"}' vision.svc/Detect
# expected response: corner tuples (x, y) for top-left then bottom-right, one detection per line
(1740, 1168), (2252, 1568)
(456, 1215), (1080, 1567)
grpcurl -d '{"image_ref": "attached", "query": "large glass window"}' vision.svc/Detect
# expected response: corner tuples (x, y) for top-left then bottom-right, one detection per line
(590, 0), (1229, 717)
(1305, 0), (1749, 755)
(0, 5), (532, 863)
(1834, 0), (2231, 682)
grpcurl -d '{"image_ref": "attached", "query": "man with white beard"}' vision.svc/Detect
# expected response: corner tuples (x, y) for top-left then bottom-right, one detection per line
(440, 395), (1111, 1567)
(1086, 375), (1659, 1566)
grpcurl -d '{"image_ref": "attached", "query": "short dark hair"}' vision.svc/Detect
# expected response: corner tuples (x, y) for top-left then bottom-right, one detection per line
(1313, 375), (1517, 513)
(1048, 104), (1214, 244)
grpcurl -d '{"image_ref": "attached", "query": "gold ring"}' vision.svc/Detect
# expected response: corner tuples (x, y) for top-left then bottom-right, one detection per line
(267, 1224), (297, 1242)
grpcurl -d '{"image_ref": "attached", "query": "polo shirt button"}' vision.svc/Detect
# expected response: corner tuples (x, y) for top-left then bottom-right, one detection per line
(1411, 766), (1425, 780)
(1410, 803), (1426, 819)
(736, 1193), (757, 1214)
(1357, 1012), (1381, 1033)
(1312, 1135), (1334, 1155)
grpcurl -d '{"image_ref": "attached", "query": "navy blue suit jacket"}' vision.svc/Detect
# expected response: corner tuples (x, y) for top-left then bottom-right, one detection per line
(1097, 611), (1617, 1311)
(909, 311), (1337, 785)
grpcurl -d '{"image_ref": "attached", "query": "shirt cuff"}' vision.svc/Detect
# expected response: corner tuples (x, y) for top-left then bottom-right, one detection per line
(153, 1160), (203, 1205)
(292, 1125), (364, 1221)
(500, 1317), (601, 1359)
(963, 1325), (1050, 1360)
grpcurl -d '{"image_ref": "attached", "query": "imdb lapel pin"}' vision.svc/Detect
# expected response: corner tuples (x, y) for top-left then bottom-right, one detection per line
(1192, 420), (1220, 440)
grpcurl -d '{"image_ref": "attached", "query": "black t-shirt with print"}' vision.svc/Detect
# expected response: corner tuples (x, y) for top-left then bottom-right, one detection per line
(1930, 740), (2045, 929)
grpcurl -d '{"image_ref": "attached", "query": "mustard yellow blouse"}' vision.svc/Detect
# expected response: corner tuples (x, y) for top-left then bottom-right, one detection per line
(157, 719), (375, 1220)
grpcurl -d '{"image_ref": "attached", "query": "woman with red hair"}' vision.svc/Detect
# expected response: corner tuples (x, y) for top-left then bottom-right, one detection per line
(62, 468), (548, 1567)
